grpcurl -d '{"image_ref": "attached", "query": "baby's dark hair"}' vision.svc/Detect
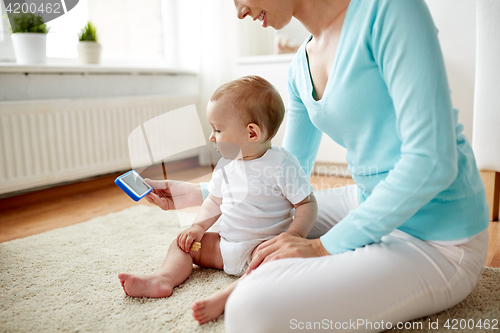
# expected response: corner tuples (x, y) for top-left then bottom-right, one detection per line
(210, 75), (285, 142)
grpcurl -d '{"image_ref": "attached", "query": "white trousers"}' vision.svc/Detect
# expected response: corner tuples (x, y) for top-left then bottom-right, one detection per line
(225, 185), (489, 333)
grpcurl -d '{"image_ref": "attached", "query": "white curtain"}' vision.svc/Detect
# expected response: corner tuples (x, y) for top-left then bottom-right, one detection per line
(162, 0), (247, 164)
(0, 1), (15, 62)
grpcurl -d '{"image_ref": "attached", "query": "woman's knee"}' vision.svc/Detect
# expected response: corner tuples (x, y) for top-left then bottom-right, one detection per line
(225, 273), (278, 333)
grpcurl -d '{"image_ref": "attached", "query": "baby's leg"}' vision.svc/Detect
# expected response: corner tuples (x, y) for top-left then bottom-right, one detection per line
(118, 232), (223, 298)
(192, 241), (261, 324)
(191, 276), (243, 325)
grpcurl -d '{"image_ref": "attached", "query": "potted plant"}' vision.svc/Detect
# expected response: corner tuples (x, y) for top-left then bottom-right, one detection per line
(9, 13), (49, 64)
(77, 22), (101, 64)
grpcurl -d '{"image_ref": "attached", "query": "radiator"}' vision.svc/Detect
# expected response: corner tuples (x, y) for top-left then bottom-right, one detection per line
(0, 94), (199, 195)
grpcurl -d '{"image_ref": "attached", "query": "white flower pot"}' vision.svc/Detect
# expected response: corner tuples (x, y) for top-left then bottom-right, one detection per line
(11, 33), (47, 65)
(77, 41), (102, 64)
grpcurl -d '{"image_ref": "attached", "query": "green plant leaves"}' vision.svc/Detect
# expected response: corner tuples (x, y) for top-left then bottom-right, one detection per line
(78, 21), (97, 42)
(9, 12), (49, 33)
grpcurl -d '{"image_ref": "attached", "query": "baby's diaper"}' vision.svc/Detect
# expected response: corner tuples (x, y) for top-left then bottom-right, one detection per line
(219, 237), (267, 277)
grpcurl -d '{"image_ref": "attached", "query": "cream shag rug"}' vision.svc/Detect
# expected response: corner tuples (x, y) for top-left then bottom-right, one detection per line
(0, 205), (499, 333)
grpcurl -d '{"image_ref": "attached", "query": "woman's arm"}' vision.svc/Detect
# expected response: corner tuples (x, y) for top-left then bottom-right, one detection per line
(282, 65), (323, 179)
(320, 0), (459, 254)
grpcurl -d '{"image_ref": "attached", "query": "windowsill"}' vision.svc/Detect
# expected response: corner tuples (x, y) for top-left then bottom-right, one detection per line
(0, 59), (199, 101)
(0, 61), (197, 76)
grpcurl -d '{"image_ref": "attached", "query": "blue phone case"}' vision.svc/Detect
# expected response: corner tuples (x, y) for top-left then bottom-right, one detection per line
(115, 170), (153, 201)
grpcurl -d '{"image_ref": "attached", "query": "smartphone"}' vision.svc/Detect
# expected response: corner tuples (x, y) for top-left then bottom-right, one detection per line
(115, 170), (153, 201)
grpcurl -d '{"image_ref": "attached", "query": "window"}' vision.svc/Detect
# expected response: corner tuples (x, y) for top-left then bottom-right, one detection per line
(85, 0), (165, 65)
(1, 0), (167, 64)
(46, 0), (88, 58)
(0, 0), (88, 60)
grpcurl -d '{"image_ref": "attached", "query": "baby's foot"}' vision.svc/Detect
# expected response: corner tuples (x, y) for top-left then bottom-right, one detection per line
(191, 291), (228, 325)
(118, 272), (173, 298)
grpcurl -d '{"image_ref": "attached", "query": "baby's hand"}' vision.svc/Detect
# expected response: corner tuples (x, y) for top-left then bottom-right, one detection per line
(177, 225), (205, 252)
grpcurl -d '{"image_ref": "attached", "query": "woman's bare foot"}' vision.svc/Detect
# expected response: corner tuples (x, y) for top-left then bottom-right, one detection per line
(118, 272), (174, 298)
(191, 289), (230, 325)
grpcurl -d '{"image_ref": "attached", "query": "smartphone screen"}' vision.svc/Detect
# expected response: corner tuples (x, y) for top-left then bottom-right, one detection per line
(120, 173), (150, 196)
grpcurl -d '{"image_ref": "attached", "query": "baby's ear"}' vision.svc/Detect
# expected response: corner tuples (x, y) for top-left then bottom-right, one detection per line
(247, 123), (262, 142)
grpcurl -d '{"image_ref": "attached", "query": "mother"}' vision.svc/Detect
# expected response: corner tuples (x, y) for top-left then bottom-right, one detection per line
(147, 0), (490, 331)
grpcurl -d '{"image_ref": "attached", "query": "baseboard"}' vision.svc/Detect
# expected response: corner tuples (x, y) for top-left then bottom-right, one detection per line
(0, 156), (200, 211)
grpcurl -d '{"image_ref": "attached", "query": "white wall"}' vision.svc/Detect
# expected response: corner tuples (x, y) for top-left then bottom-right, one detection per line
(426, 0), (476, 142)
(238, 18), (274, 57)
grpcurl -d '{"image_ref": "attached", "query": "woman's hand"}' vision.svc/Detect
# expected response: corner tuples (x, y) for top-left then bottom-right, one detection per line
(144, 179), (203, 210)
(246, 231), (331, 274)
(177, 225), (205, 252)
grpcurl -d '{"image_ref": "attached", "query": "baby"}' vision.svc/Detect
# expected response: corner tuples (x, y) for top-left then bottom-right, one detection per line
(118, 75), (318, 324)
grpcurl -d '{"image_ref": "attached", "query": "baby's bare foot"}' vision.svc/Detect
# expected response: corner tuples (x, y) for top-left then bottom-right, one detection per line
(191, 291), (228, 325)
(118, 272), (173, 298)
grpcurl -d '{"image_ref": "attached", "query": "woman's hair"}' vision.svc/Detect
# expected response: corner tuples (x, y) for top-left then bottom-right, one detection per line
(210, 75), (285, 142)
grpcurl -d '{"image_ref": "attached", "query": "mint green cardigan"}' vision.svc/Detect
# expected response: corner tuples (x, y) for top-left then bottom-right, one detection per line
(202, 0), (489, 255)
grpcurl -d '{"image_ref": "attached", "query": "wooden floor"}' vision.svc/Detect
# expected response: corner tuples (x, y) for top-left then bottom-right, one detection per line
(1, 165), (498, 268)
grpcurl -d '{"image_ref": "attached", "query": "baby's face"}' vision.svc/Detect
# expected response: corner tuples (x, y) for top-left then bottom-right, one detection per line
(207, 97), (248, 159)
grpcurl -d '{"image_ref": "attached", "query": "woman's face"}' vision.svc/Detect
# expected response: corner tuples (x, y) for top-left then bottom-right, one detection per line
(233, 0), (294, 30)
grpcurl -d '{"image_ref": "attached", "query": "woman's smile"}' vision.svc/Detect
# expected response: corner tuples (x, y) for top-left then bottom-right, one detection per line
(254, 10), (267, 27)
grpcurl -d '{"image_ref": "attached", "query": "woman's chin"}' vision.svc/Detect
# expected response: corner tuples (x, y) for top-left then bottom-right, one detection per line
(274, 17), (293, 31)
